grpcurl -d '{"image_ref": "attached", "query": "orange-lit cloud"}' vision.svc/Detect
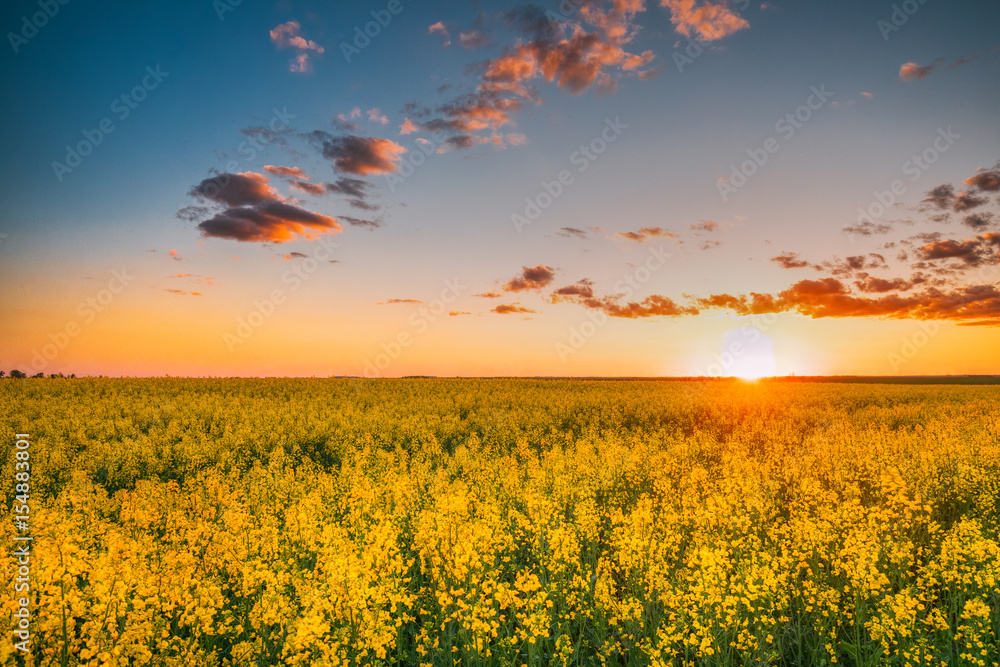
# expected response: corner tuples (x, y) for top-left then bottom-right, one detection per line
(189, 171), (341, 243)
(270, 20), (325, 73)
(660, 0), (750, 42)
(399, 118), (417, 135)
(264, 165), (309, 179)
(493, 303), (538, 314)
(616, 226), (679, 242)
(899, 61), (935, 81)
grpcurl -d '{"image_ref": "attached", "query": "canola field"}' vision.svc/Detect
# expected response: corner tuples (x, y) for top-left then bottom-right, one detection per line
(1, 378), (999, 667)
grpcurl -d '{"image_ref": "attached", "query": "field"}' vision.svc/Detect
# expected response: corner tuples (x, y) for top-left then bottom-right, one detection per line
(2, 378), (999, 667)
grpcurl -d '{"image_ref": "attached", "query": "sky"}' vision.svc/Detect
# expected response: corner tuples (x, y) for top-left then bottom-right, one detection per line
(0, 0), (998, 378)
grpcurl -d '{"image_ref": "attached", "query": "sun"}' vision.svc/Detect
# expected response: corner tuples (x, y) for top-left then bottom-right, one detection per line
(730, 352), (777, 379)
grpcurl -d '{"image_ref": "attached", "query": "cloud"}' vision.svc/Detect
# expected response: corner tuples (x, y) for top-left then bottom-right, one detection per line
(474, 291), (502, 298)
(307, 132), (406, 175)
(449, 311), (472, 316)
(324, 177), (373, 199)
(771, 252), (810, 269)
(168, 249), (182, 261)
(283, 252), (308, 260)
(263, 165), (310, 179)
(504, 265), (556, 291)
(616, 226), (679, 242)
(493, 303), (538, 314)
(428, 21), (451, 47)
(963, 212), (995, 230)
(853, 276), (915, 293)
(399, 118), (418, 135)
(290, 180), (326, 195)
(916, 232), (1000, 267)
(506, 132), (528, 145)
(843, 220), (894, 237)
(177, 205), (208, 223)
(965, 169), (1000, 192)
(165, 289), (201, 296)
(346, 198), (381, 211)
(333, 107), (362, 131)
(696, 277), (1000, 324)
(197, 201), (341, 243)
(557, 227), (589, 239)
(270, 20), (325, 73)
(188, 171), (341, 243)
(459, 30), (488, 49)
(339, 216), (383, 229)
(923, 183), (989, 212)
(861, 91), (874, 99)
(367, 107), (389, 125)
(660, 0), (750, 42)
(688, 219), (721, 233)
(190, 171), (281, 208)
(380, 298), (423, 305)
(899, 61), (935, 81)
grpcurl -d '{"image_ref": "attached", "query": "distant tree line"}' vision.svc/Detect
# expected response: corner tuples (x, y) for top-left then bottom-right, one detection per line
(2, 370), (76, 379)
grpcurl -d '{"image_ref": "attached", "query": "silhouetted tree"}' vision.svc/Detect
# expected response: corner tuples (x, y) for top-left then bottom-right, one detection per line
(10, 370), (26, 379)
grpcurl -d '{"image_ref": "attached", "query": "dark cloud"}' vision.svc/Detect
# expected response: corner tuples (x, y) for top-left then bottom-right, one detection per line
(557, 227), (589, 239)
(963, 212), (995, 230)
(916, 233), (1000, 267)
(965, 169), (1000, 192)
(339, 216), (383, 229)
(190, 172), (279, 208)
(504, 265), (556, 291)
(843, 221), (893, 237)
(324, 177), (373, 198)
(197, 199), (341, 243)
(306, 132), (406, 175)
(771, 252), (810, 269)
